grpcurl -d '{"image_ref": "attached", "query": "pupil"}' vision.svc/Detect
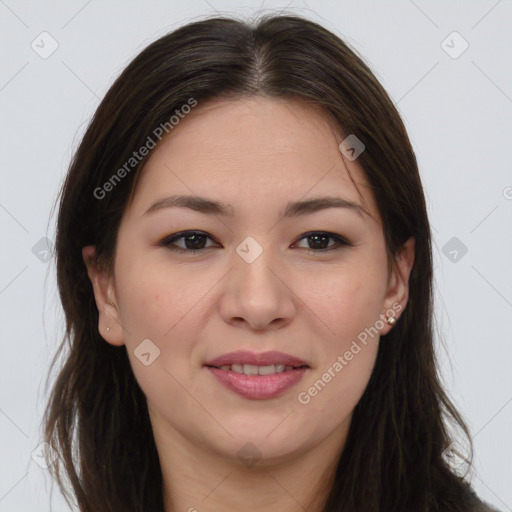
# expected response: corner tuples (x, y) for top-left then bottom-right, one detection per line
(185, 234), (206, 250)
(309, 234), (328, 249)
(182, 234), (329, 251)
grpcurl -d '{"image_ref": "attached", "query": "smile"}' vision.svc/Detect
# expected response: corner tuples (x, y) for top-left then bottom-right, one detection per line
(205, 365), (309, 400)
(206, 363), (307, 375)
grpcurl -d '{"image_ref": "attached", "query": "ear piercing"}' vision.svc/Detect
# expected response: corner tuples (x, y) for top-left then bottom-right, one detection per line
(386, 316), (396, 325)
(106, 327), (110, 333)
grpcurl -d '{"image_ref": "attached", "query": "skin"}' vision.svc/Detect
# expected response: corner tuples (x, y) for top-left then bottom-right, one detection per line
(83, 96), (415, 512)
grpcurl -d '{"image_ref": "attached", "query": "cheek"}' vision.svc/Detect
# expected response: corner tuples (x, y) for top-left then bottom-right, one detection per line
(115, 257), (208, 340)
(114, 263), (209, 408)
(298, 345), (378, 440)
(296, 263), (386, 346)
(296, 312), (380, 439)
(293, 265), (384, 426)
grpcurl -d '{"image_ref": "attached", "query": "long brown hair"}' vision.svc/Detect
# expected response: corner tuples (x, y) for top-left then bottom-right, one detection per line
(42, 13), (478, 511)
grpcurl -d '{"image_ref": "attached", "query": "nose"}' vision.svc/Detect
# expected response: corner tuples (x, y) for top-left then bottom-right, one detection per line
(218, 243), (297, 332)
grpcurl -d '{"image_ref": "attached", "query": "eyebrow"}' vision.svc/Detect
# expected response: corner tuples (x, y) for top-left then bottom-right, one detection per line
(143, 194), (369, 219)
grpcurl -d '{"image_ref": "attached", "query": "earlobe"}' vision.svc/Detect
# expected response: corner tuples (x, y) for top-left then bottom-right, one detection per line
(381, 237), (415, 333)
(82, 245), (125, 346)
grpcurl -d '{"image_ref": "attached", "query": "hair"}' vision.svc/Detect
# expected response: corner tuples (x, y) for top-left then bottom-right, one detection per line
(42, 12), (482, 512)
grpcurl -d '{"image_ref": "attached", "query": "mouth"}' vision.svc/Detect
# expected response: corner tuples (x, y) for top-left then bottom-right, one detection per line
(204, 349), (310, 370)
(204, 363), (309, 375)
(203, 350), (310, 400)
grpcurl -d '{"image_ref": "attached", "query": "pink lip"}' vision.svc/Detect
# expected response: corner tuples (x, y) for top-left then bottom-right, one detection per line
(204, 350), (309, 368)
(206, 366), (308, 400)
(204, 350), (309, 400)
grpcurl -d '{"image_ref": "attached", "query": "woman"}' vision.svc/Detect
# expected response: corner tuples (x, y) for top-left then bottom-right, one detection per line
(42, 13), (499, 512)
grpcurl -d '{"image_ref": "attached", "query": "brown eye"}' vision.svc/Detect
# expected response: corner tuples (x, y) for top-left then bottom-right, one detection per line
(293, 232), (351, 252)
(159, 230), (352, 255)
(160, 231), (218, 253)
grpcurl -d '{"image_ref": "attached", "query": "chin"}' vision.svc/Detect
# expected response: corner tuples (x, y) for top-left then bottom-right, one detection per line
(199, 419), (315, 466)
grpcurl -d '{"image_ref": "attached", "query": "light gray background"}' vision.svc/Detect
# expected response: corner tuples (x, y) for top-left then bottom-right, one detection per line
(1, 0), (511, 510)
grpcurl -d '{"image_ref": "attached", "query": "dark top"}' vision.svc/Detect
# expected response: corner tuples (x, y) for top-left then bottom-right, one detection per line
(466, 486), (502, 512)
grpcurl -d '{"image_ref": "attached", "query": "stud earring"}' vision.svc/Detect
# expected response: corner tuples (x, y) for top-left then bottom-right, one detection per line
(386, 316), (396, 325)
(106, 327), (110, 333)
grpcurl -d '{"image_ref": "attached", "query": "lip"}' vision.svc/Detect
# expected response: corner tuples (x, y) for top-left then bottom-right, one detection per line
(204, 350), (310, 400)
(204, 350), (309, 368)
(206, 366), (308, 400)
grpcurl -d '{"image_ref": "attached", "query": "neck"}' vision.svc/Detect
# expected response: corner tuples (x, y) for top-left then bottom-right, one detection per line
(152, 413), (349, 512)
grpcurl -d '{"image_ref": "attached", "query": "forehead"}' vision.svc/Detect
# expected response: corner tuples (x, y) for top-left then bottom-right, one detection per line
(128, 96), (379, 224)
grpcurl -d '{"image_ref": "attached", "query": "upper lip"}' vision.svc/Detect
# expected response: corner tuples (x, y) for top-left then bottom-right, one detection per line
(204, 350), (309, 368)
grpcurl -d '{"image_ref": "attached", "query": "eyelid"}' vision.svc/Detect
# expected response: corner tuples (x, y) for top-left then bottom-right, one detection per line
(159, 230), (352, 254)
(159, 230), (219, 250)
(292, 231), (352, 250)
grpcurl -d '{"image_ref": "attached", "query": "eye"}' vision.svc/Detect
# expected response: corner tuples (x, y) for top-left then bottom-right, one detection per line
(159, 231), (219, 254)
(293, 231), (352, 253)
(159, 230), (352, 255)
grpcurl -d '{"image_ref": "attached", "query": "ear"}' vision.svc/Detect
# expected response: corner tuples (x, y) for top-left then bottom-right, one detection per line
(82, 245), (125, 346)
(380, 236), (415, 335)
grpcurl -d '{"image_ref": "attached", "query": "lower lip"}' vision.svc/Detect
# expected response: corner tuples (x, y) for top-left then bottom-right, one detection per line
(205, 366), (308, 400)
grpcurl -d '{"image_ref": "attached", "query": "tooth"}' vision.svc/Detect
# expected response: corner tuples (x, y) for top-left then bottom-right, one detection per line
(243, 364), (259, 375)
(258, 364), (275, 375)
(222, 363), (295, 374)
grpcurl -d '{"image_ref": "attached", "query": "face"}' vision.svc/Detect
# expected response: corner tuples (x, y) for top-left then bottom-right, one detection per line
(84, 96), (414, 466)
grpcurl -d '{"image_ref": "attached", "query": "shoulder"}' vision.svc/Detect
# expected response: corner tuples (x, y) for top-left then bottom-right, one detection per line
(471, 499), (502, 512)
(464, 485), (502, 512)
(471, 500), (502, 512)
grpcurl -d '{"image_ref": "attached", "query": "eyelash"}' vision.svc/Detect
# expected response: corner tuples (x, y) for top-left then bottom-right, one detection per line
(158, 230), (352, 255)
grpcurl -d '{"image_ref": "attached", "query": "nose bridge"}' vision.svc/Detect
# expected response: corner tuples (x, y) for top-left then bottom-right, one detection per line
(220, 234), (295, 330)
(234, 234), (283, 301)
